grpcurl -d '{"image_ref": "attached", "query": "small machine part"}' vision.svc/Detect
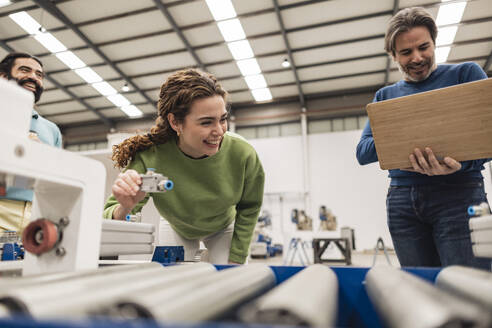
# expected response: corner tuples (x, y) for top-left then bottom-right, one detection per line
(100, 220), (155, 257)
(151, 246), (184, 264)
(140, 168), (173, 193)
(468, 202), (491, 217)
(125, 213), (142, 223)
(22, 217), (69, 256)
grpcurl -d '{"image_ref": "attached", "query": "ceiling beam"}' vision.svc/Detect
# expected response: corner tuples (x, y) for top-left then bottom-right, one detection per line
(152, 0), (206, 71)
(273, 0), (305, 108)
(31, 0), (156, 107)
(0, 38), (114, 127)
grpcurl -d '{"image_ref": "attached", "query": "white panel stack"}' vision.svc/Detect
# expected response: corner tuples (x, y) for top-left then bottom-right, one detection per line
(100, 220), (155, 257)
(469, 214), (492, 258)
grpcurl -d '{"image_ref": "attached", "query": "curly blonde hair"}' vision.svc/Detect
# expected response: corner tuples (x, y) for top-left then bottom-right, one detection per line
(112, 69), (228, 168)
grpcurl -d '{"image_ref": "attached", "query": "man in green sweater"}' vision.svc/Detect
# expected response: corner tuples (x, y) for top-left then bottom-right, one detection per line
(104, 69), (264, 264)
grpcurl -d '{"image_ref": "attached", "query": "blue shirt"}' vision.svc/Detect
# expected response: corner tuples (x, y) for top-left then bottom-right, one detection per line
(1, 110), (62, 201)
(356, 62), (491, 186)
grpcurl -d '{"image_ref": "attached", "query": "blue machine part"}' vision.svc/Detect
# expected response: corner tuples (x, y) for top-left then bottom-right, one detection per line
(152, 246), (184, 265)
(1, 243), (24, 261)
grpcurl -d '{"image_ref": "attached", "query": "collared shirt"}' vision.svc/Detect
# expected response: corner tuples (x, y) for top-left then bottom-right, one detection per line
(1, 110), (62, 202)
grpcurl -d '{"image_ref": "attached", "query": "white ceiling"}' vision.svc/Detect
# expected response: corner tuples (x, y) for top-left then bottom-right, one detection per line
(0, 0), (490, 129)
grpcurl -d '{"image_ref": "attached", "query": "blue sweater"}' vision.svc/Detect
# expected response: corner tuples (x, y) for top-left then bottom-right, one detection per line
(356, 62), (491, 186)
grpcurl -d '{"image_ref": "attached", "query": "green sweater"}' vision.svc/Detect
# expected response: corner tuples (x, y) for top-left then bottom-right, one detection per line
(103, 132), (265, 263)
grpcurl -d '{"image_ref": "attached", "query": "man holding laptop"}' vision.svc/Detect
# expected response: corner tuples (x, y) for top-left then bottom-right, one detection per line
(356, 7), (491, 269)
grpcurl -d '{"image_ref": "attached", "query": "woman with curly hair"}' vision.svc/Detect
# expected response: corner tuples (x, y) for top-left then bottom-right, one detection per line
(103, 69), (265, 264)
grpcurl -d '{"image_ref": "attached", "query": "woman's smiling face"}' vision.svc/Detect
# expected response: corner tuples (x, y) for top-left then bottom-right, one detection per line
(170, 95), (228, 158)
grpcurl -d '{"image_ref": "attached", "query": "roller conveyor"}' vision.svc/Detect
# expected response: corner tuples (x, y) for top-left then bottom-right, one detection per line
(239, 264), (338, 327)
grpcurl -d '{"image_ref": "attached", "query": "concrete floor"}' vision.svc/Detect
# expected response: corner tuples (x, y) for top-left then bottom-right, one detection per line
(250, 249), (400, 267)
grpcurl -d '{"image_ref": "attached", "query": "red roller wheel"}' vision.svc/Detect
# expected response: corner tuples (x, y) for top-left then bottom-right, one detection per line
(22, 219), (59, 255)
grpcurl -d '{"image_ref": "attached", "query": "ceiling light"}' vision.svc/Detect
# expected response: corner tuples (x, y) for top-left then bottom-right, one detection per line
(205, 0), (236, 21)
(9, 11), (42, 35)
(74, 67), (102, 84)
(436, 26), (458, 46)
(436, 1), (467, 26)
(227, 40), (254, 60)
(435, 47), (451, 64)
(121, 83), (130, 92)
(236, 58), (261, 76)
(34, 32), (67, 53)
(282, 58), (291, 68)
(251, 88), (273, 102)
(244, 74), (267, 90)
(0, 0), (12, 8)
(55, 51), (85, 69)
(120, 105), (143, 118)
(92, 81), (117, 96)
(217, 18), (245, 42)
(107, 94), (131, 107)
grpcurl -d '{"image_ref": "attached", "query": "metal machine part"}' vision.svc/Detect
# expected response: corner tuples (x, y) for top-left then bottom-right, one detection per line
(101, 264), (276, 323)
(0, 78), (106, 276)
(436, 265), (492, 309)
(239, 264), (338, 327)
(125, 213), (142, 222)
(0, 262), (216, 319)
(22, 217), (69, 256)
(100, 220), (155, 257)
(139, 168), (173, 193)
(468, 202), (491, 217)
(365, 266), (492, 328)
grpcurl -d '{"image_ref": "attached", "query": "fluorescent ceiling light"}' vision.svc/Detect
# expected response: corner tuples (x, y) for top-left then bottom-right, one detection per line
(107, 94), (130, 107)
(74, 67), (102, 84)
(217, 18), (245, 42)
(9, 11), (42, 35)
(435, 46), (450, 64)
(92, 81), (117, 96)
(251, 88), (272, 102)
(55, 51), (85, 69)
(436, 2), (466, 26)
(205, 0), (236, 21)
(0, 0), (12, 8)
(244, 74), (267, 90)
(34, 33), (67, 53)
(436, 26), (458, 46)
(227, 40), (254, 60)
(236, 58), (261, 76)
(120, 105), (143, 118)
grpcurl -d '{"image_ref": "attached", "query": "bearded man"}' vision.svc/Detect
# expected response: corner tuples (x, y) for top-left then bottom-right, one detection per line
(0, 52), (62, 232)
(356, 7), (491, 270)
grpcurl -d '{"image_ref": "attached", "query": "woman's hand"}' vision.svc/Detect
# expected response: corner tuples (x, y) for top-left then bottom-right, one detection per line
(112, 169), (146, 219)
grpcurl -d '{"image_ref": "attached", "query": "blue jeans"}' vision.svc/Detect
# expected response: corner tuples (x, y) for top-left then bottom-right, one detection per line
(386, 181), (491, 270)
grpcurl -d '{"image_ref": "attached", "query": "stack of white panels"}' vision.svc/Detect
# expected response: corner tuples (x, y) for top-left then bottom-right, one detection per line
(469, 214), (492, 258)
(100, 220), (155, 257)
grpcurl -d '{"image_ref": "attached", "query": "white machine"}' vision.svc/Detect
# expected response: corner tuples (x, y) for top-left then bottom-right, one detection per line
(0, 78), (106, 275)
(468, 203), (492, 258)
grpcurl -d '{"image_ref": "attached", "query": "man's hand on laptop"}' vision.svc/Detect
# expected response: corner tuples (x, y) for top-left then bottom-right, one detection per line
(401, 147), (462, 176)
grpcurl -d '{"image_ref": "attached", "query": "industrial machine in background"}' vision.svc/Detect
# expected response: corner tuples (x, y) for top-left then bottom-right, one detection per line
(0, 231), (23, 262)
(250, 210), (282, 259)
(319, 205), (337, 231)
(291, 208), (312, 231)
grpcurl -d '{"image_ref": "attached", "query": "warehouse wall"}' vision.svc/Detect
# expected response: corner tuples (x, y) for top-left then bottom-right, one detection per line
(248, 130), (492, 251)
(249, 130), (391, 251)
